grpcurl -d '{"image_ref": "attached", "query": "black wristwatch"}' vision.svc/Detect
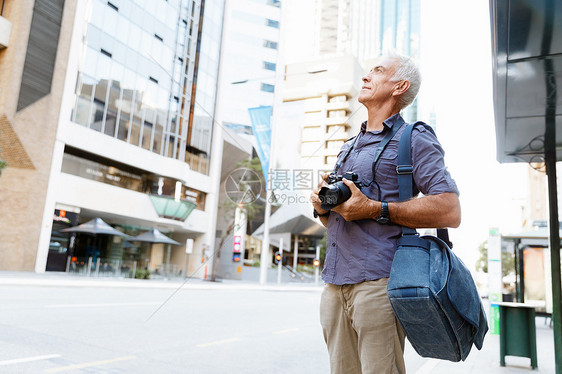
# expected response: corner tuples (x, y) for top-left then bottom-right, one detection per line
(313, 209), (330, 219)
(375, 201), (391, 224)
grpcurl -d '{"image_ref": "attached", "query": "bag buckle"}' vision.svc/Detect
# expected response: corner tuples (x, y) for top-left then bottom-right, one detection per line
(396, 165), (413, 175)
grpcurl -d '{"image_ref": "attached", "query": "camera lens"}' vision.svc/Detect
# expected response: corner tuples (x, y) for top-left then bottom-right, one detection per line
(319, 182), (352, 210)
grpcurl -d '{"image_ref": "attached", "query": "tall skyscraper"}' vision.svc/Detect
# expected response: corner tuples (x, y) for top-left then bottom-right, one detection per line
(312, 0), (420, 61)
(216, 0), (280, 137)
(0, 0), (228, 276)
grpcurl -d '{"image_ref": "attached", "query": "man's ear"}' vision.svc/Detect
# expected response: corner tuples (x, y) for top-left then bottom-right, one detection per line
(393, 80), (411, 97)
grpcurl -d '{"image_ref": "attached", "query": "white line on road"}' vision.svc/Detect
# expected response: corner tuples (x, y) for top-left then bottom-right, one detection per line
(45, 302), (161, 308)
(0, 354), (61, 366)
(196, 338), (241, 348)
(414, 358), (440, 374)
(273, 328), (300, 335)
(43, 355), (136, 373)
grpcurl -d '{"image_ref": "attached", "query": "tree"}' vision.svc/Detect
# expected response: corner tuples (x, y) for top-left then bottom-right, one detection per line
(210, 157), (265, 281)
(475, 239), (516, 278)
(0, 147), (6, 176)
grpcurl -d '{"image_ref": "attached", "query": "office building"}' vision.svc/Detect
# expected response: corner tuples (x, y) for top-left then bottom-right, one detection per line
(0, 0), (234, 278)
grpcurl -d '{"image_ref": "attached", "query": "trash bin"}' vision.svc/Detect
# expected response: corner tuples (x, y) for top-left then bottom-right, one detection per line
(497, 302), (538, 369)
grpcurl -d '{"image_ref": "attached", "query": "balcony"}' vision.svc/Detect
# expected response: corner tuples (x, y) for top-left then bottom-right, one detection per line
(0, 13), (11, 49)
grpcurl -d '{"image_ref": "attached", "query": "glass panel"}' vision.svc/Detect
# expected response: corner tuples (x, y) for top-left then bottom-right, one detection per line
(167, 135), (175, 158)
(92, 81), (108, 131)
(130, 98), (142, 146)
(153, 110), (166, 154)
(117, 89), (134, 141)
(74, 77), (94, 127)
(142, 109), (154, 150)
(105, 84), (120, 136)
(61, 153), (143, 191)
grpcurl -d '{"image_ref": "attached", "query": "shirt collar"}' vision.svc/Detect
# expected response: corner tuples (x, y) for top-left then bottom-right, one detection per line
(360, 113), (405, 134)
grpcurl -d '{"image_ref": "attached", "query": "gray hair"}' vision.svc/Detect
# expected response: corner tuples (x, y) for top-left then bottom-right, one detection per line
(383, 50), (422, 109)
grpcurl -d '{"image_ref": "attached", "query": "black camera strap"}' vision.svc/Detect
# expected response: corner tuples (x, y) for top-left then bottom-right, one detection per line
(334, 122), (403, 186)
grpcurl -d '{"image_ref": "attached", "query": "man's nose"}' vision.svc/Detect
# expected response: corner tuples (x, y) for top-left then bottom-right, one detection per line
(362, 74), (370, 83)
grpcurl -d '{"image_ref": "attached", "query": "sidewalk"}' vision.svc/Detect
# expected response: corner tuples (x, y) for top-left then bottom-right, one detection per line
(0, 271), (557, 373)
(0, 270), (322, 292)
(408, 316), (555, 373)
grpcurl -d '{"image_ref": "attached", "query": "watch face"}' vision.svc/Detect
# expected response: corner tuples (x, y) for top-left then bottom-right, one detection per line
(375, 216), (390, 224)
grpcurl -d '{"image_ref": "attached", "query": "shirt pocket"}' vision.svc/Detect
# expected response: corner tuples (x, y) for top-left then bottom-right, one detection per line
(374, 142), (399, 188)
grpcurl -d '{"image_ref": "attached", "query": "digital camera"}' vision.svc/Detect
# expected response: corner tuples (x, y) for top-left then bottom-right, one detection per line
(318, 172), (363, 210)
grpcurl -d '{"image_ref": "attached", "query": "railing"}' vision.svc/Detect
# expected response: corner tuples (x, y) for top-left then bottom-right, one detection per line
(65, 256), (185, 280)
(66, 257), (137, 278)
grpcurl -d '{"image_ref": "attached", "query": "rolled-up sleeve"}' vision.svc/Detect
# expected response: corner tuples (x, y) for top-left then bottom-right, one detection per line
(411, 126), (459, 196)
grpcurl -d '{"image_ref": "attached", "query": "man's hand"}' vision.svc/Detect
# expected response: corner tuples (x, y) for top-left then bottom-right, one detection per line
(310, 173), (330, 216)
(331, 178), (379, 221)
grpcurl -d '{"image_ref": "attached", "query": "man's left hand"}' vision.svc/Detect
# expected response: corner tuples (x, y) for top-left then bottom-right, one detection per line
(331, 178), (377, 221)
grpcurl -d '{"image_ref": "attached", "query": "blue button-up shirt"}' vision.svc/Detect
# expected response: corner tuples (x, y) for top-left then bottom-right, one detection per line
(322, 113), (459, 285)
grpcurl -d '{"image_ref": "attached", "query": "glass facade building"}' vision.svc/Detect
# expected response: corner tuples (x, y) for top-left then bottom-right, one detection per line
(71, 0), (224, 174)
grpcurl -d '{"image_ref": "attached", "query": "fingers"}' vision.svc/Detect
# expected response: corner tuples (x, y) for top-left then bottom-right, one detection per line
(342, 178), (360, 192)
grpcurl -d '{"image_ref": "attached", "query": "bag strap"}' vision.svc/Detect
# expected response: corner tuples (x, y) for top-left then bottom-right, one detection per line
(397, 122), (453, 248)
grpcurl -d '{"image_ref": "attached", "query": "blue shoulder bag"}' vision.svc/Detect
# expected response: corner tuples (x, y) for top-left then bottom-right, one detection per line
(386, 123), (489, 362)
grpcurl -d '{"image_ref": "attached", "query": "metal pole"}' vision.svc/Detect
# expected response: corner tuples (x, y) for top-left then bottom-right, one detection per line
(259, 197), (272, 285)
(65, 256), (71, 273)
(277, 238), (283, 285)
(115, 259), (120, 277)
(132, 261), (137, 279)
(545, 134), (561, 374)
(86, 257), (92, 277)
(541, 4), (561, 370)
(293, 234), (299, 270)
(95, 258), (101, 277)
(315, 245), (320, 286)
(259, 0), (286, 285)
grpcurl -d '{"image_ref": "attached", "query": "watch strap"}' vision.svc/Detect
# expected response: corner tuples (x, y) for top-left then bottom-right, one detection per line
(313, 209), (330, 218)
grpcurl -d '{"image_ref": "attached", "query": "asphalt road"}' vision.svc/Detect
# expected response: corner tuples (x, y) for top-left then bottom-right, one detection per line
(0, 284), (330, 373)
(0, 281), (554, 373)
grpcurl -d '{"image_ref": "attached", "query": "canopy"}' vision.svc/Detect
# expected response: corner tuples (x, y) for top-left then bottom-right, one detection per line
(61, 217), (129, 238)
(129, 229), (180, 245)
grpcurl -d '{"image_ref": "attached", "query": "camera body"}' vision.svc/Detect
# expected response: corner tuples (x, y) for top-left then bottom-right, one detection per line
(318, 172), (363, 210)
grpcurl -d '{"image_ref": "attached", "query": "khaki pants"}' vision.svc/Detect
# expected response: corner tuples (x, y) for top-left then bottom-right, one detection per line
(320, 278), (406, 374)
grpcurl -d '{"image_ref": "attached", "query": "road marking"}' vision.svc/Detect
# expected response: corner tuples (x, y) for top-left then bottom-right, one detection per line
(414, 359), (440, 374)
(44, 355), (136, 373)
(273, 328), (299, 335)
(45, 302), (161, 308)
(0, 354), (61, 366)
(196, 338), (241, 348)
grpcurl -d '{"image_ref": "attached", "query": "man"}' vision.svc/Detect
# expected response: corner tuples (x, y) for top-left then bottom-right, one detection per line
(310, 51), (461, 374)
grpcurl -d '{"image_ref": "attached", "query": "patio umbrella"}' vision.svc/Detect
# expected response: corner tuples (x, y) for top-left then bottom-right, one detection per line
(62, 218), (130, 237)
(129, 229), (180, 245)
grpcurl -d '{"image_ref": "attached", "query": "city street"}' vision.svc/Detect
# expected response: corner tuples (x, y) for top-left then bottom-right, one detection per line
(0, 277), (556, 373)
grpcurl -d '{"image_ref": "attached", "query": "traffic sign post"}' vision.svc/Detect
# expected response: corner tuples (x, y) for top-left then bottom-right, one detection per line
(277, 238), (283, 285)
(315, 244), (320, 286)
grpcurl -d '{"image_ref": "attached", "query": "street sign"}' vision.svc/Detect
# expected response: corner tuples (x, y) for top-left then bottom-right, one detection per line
(186, 238), (194, 254)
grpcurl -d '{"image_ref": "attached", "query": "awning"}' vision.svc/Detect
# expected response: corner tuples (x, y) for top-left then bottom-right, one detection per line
(252, 196), (326, 238)
(149, 194), (196, 221)
(490, 0), (562, 164)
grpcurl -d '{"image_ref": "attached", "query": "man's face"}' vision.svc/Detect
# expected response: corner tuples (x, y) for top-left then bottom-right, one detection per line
(358, 57), (399, 107)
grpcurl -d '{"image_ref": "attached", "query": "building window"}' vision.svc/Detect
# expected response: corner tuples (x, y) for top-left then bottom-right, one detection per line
(261, 83), (274, 93)
(263, 61), (276, 71)
(263, 40), (278, 49)
(266, 19), (279, 28)
(107, 1), (119, 11)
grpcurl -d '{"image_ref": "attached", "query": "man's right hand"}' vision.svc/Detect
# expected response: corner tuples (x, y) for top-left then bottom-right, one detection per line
(310, 172), (330, 216)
